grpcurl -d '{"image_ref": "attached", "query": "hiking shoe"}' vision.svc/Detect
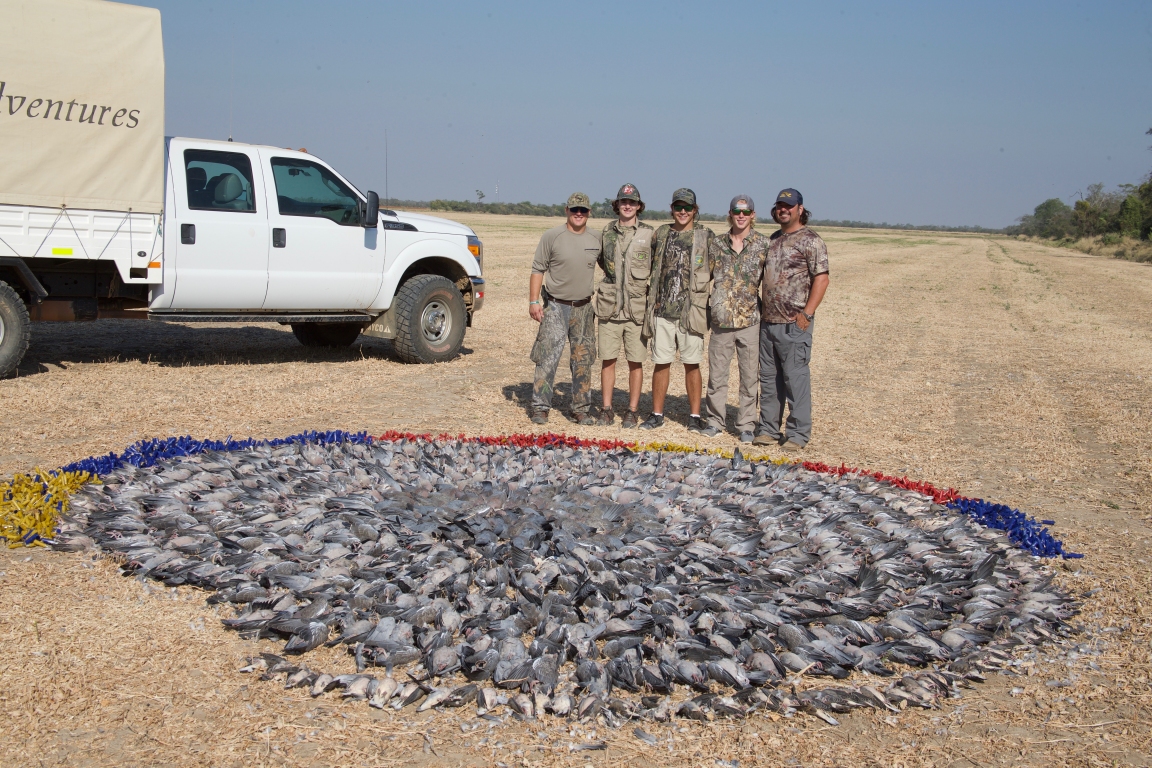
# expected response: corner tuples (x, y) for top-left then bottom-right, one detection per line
(596, 409), (615, 426)
(621, 410), (640, 429)
(638, 413), (664, 430)
(698, 425), (721, 438)
(781, 439), (807, 452)
(687, 416), (706, 433)
(572, 412), (597, 426)
(530, 409), (549, 425)
(752, 433), (781, 446)
(739, 431), (755, 444)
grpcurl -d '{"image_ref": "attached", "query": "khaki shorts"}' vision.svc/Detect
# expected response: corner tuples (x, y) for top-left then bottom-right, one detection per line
(651, 315), (703, 365)
(598, 319), (646, 362)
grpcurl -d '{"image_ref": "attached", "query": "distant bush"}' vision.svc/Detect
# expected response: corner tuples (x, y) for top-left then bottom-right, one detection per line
(1009, 127), (1152, 250)
(808, 219), (1003, 234)
(429, 199), (567, 216)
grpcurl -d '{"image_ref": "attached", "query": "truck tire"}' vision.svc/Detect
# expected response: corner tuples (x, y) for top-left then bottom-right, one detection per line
(0, 280), (31, 379)
(291, 321), (364, 348)
(392, 274), (466, 364)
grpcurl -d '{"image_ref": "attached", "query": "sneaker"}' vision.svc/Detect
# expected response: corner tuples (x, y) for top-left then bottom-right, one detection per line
(530, 410), (549, 425)
(621, 410), (640, 429)
(752, 433), (781, 446)
(698, 425), (721, 438)
(739, 431), (755, 444)
(687, 416), (706, 433)
(638, 413), (664, 430)
(781, 439), (806, 452)
(596, 409), (615, 426)
(572, 412), (597, 426)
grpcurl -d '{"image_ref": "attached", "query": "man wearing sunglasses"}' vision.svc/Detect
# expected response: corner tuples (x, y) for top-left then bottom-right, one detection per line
(639, 188), (714, 431)
(594, 184), (654, 428)
(700, 195), (771, 441)
(527, 192), (602, 426)
(754, 188), (830, 451)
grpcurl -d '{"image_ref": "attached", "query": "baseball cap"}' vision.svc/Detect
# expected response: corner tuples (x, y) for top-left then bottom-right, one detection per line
(615, 183), (642, 203)
(671, 188), (697, 206)
(729, 195), (755, 212)
(566, 192), (591, 209)
(775, 188), (803, 206)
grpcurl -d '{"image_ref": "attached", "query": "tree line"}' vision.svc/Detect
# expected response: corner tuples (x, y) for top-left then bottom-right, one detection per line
(1008, 128), (1152, 247)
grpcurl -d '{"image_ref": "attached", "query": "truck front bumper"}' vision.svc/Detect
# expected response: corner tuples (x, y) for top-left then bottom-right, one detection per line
(470, 277), (485, 314)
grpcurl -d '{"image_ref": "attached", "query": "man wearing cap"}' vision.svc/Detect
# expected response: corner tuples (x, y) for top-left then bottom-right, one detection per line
(639, 188), (714, 431)
(527, 192), (602, 426)
(594, 184), (654, 428)
(700, 195), (771, 441)
(754, 188), (830, 451)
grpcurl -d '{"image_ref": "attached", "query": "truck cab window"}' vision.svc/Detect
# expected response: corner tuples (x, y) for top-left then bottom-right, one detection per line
(270, 158), (362, 226)
(184, 149), (257, 212)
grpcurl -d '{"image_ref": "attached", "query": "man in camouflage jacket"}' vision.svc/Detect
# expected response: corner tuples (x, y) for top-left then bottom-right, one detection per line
(701, 195), (770, 441)
(594, 183), (654, 428)
(639, 188), (714, 431)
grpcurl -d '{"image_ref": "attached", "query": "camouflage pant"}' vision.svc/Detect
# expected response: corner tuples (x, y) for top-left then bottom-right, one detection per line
(530, 299), (596, 415)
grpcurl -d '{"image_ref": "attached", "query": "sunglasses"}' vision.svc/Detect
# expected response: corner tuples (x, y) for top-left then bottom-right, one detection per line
(569, 207), (590, 215)
(672, 204), (694, 212)
(730, 209), (754, 216)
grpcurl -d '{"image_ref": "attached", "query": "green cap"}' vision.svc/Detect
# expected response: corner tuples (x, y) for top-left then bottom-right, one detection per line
(566, 192), (591, 209)
(615, 183), (642, 203)
(671, 187), (697, 207)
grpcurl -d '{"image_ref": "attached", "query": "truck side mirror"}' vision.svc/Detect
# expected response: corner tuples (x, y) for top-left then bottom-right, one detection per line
(364, 191), (380, 228)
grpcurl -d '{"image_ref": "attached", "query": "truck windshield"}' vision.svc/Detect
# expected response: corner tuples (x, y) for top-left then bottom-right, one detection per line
(184, 149), (257, 212)
(270, 158), (362, 226)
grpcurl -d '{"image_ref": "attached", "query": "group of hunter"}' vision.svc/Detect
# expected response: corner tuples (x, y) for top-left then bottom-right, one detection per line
(527, 185), (829, 451)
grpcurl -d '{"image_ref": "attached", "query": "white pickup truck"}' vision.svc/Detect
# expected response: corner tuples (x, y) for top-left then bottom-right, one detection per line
(0, 0), (483, 376)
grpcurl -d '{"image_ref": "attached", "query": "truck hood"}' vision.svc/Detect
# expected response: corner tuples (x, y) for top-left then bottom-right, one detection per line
(388, 210), (475, 237)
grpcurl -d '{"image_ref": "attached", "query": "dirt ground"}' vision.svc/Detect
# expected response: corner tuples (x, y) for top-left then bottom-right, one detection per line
(1, 214), (1150, 767)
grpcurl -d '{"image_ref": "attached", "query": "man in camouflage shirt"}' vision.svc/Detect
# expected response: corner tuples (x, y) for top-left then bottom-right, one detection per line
(754, 188), (830, 451)
(594, 183), (654, 428)
(700, 195), (771, 441)
(639, 188), (714, 431)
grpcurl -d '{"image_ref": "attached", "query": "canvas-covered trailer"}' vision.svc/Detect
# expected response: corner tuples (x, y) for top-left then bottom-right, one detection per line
(0, 0), (164, 356)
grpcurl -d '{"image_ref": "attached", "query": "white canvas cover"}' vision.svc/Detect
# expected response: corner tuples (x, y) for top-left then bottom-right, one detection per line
(0, 0), (164, 213)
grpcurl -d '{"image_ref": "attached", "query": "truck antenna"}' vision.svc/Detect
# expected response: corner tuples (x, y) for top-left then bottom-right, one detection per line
(385, 129), (389, 205)
(228, 26), (235, 141)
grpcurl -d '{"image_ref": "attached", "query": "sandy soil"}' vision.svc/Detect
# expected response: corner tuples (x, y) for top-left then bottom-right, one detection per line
(1, 215), (1150, 766)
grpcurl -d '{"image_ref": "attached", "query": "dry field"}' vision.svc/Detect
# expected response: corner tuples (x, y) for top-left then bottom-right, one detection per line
(1, 214), (1150, 767)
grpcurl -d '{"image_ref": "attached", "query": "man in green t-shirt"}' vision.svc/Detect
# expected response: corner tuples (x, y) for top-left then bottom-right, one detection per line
(527, 192), (602, 425)
(639, 188), (714, 431)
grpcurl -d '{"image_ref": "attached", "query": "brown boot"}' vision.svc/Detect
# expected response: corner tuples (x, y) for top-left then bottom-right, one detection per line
(596, 408), (615, 426)
(621, 410), (640, 429)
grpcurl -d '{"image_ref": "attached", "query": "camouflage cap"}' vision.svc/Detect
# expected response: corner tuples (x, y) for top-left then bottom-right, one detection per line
(615, 183), (642, 203)
(566, 192), (591, 210)
(671, 187), (697, 207)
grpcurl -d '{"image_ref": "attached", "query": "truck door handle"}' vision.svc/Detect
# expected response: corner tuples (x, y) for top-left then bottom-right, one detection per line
(273, 228), (286, 248)
(180, 223), (196, 244)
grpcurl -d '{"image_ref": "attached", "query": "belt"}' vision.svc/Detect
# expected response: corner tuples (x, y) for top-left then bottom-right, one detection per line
(547, 295), (590, 307)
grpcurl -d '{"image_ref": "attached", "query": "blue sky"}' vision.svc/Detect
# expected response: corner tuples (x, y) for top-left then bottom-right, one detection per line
(134, 0), (1152, 227)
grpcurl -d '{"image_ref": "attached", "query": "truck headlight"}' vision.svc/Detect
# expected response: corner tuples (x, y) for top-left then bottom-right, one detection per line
(467, 235), (483, 275)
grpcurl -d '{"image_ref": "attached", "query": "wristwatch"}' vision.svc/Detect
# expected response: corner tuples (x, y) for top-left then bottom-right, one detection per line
(801, 311), (814, 322)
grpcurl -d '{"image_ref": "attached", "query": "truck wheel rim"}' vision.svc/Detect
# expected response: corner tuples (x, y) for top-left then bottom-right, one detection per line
(420, 300), (450, 344)
(0, 314), (5, 346)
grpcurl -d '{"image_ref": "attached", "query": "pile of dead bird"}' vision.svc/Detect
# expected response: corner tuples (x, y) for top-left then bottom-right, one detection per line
(55, 437), (1078, 725)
